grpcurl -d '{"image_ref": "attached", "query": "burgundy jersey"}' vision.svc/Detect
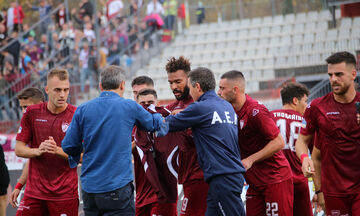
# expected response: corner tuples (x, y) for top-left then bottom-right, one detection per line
(134, 105), (178, 204)
(272, 109), (307, 184)
(133, 147), (158, 207)
(300, 92), (360, 196)
(165, 96), (204, 184)
(236, 95), (292, 187)
(16, 102), (78, 201)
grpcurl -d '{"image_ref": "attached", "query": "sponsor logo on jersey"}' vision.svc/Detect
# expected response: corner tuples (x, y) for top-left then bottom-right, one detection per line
(35, 119), (48, 122)
(18, 126), (22, 134)
(62, 122), (70, 133)
(252, 109), (259, 117)
(326, 111), (340, 115)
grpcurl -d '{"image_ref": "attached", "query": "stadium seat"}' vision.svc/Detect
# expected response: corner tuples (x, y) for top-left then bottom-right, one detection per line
(275, 57), (287, 68)
(340, 18), (352, 29)
(251, 17), (262, 28)
(292, 34), (303, 45)
(271, 26), (282, 37)
(295, 12), (307, 23)
(350, 28), (360, 38)
(239, 19), (251, 29)
(260, 27), (271, 37)
(307, 11), (319, 22)
(326, 29), (338, 41)
(282, 25), (293, 35)
(353, 17), (360, 27)
(319, 10), (331, 21)
(281, 35), (292, 45)
(273, 15), (284, 25)
(227, 30), (238, 41)
(316, 21), (328, 31)
(293, 23), (305, 34)
(338, 29), (350, 40)
(305, 22), (316, 33)
(284, 14), (295, 25)
(262, 16), (273, 27)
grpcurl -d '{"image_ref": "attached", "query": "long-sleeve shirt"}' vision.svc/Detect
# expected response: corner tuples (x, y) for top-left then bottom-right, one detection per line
(62, 91), (163, 193)
(163, 90), (245, 182)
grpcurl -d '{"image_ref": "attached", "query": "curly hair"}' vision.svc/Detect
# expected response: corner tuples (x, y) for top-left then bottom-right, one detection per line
(165, 56), (191, 74)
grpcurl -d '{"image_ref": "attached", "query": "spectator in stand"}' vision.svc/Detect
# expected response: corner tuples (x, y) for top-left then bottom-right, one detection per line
(83, 22), (95, 42)
(39, 34), (52, 60)
(20, 47), (31, 75)
(12, 2), (24, 32)
(146, 0), (164, 16)
(0, 67), (15, 121)
(26, 0), (53, 34)
(56, 4), (67, 29)
(107, 35), (121, 65)
(79, 0), (93, 19)
(163, 0), (177, 30)
(130, 0), (139, 16)
(6, 4), (14, 34)
(101, 0), (124, 20)
(22, 23), (36, 44)
(79, 40), (93, 93)
(0, 24), (7, 47)
(196, 1), (205, 24)
(6, 30), (21, 68)
(0, 8), (7, 27)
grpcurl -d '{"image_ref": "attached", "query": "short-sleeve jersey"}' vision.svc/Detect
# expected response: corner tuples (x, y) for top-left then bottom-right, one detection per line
(236, 95), (292, 187)
(16, 102), (78, 200)
(300, 92), (360, 196)
(272, 109), (307, 184)
(166, 96), (204, 184)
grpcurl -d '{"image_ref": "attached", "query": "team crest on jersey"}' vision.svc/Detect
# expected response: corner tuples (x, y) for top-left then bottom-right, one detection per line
(18, 126), (22, 134)
(252, 109), (259, 117)
(301, 119), (307, 128)
(61, 122), (70, 133)
(239, 120), (244, 129)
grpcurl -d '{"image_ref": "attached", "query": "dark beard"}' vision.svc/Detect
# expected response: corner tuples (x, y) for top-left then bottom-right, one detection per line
(175, 86), (190, 101)
(332, 83), (350, 96)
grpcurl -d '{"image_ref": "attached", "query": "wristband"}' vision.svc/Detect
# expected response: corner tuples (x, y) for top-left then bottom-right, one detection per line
(15, 182), (24, 190)
(315, 190), (322, 194)
(300, 153), (308, 164)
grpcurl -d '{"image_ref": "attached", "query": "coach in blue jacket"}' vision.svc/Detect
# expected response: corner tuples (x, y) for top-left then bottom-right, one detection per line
(159, 67), (246, 216)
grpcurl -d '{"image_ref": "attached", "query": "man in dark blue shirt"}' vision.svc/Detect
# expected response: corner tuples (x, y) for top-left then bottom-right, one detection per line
(159, 67), (246, 216)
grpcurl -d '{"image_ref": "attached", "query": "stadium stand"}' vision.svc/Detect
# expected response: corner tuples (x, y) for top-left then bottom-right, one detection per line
(124, 9), (359, 111)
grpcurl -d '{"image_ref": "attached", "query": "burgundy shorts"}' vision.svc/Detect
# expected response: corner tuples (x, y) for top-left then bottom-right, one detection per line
(293, 179), (313, 216)
(136, 202), (177, 216)
(324, 193), (360, 216)
(16, 196), (78, 216)
(180, 180), (209, 216)
(246, 178), (294, 216)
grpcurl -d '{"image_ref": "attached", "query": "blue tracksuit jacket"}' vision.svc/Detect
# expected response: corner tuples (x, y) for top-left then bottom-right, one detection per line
(164, 90), (245, 182)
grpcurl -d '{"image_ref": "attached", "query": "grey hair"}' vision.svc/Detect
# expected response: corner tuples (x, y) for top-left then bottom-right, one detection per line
(100, 65), (126, 90)
(188, 67), (216, 92)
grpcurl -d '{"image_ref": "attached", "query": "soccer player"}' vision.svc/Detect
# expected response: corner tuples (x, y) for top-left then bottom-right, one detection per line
(165, 57), (209, 216)
(218, 70), (293, 216)
(159, 67), (246, 216)
(131, 75), (154, 100)
(15, 69), (78, 216)
(10, 87), (45, 208)
(62, 66), (163, 215)
(296, 51), (360, 215)
(271, 83), (313, 216)
(131, 81), (178, 216)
